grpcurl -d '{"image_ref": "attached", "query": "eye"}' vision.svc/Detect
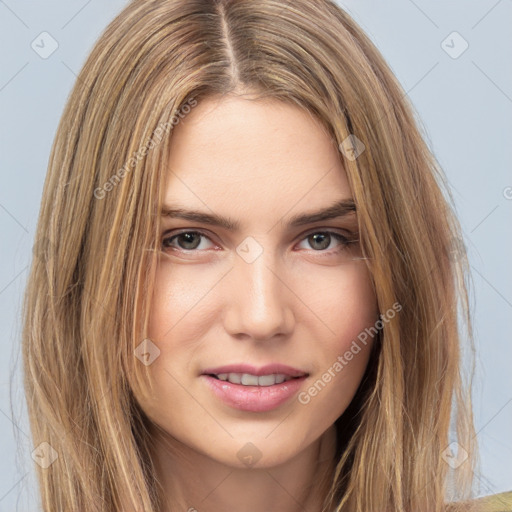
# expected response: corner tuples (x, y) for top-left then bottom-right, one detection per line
(162, 230), (216, 251)
(296, 231), (353, 252)
(161, 229), (357, 254)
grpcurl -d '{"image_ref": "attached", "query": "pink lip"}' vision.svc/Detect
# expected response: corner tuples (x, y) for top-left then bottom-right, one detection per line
(200, 364), (309, 412)
(201, 363), (308, 378)
(201, 374), (308, 412)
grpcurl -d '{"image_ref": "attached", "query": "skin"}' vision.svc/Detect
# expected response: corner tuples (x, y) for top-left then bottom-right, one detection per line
(136, 94), (379, 512)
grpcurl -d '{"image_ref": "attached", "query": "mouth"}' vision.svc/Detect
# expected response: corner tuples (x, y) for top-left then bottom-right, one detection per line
(206, 372), (304, 386)
(201, 363), (308, 384)
(200, 363), (309, 412)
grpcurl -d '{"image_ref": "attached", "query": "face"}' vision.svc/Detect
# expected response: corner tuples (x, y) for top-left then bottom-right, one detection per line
(136, 94), (379, 469)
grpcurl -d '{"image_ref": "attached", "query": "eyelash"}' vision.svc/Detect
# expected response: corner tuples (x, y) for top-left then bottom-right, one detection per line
(161, 229), (356, 255)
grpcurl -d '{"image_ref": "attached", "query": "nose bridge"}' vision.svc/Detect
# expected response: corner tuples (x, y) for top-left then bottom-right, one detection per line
(224, 238), (293, 340)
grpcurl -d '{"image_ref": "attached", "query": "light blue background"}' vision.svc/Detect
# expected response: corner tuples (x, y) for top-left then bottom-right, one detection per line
(1, 1), (510, 509)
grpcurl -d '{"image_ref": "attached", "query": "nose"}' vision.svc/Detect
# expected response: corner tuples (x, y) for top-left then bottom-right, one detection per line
(222, 247), (295, 342)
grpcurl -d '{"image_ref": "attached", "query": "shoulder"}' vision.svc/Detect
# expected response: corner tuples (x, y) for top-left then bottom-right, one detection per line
(447, 491), (512, 512)
(475, 491), (512, 511)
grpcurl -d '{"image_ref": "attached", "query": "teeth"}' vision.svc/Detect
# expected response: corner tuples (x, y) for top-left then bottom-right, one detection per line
(214, 373), (293, 386)
(274, 374), (286, 384)
(241, 373), (259, 385)
(258, 374), (277, 386)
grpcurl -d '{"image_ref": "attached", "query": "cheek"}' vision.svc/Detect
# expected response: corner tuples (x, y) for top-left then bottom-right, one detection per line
(290, 265), (378, 442)
(147, 259), (226, 342)
(335, 264), (378, 347)
(297, 260), (379, 349)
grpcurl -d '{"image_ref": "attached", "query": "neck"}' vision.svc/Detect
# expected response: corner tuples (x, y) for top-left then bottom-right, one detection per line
(148, 424), (338, 512)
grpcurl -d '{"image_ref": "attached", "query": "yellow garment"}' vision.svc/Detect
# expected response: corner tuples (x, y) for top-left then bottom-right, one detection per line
(466, 491), (512, 511)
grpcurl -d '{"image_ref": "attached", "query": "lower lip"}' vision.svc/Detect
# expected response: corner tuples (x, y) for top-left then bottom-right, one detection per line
(201, 375), (307, 412)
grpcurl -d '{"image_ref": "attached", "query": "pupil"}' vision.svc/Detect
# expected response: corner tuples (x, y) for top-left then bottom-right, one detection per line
(179, 233), (200, 250)
(310, 233), (330, 250)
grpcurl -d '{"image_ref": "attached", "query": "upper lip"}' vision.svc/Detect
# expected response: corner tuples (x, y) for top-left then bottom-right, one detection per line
(201, 363), (308, 378)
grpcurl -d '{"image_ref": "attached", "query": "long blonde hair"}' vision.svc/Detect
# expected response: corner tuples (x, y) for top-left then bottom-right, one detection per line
(21, 0), (477, 510)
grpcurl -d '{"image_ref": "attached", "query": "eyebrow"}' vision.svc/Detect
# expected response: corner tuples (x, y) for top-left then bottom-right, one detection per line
(160, 198), (356, 231)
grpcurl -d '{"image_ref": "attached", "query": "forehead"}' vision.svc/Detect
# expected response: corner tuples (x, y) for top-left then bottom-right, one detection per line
(162, 95), (352, 227)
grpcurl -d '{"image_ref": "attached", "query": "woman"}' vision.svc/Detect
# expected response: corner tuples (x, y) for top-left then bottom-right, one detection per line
(21, 0), (487, 510)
